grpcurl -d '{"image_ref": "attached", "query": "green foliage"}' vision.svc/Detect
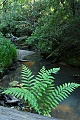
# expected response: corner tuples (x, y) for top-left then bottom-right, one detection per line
(28, 16), (72, 51)
(0, 1), (30, 36)
(3, 87), (39, 111)
(25, 1), (80, 66)
(25, 0), (71, 52)
(0, 33), (17, 73)
(3, 65), (80, 115)
(21, 65), (35, 90)
(0, 0), (48, 37)
(49, 17), (80, 65)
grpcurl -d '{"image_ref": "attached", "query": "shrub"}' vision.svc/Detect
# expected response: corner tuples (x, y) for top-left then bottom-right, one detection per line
(0, 33), (17, 73)
(3, 65), (80, 116)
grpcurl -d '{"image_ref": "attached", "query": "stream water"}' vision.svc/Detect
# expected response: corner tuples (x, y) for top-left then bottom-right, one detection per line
(0, 51), (80, 120)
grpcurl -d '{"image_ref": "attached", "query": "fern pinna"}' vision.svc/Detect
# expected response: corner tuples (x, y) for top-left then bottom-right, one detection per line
(3, 65), (80, 115)
(21, 65), (35, 90)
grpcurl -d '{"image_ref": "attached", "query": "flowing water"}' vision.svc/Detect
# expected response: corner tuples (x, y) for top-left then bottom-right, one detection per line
(0, 52), (80, 120)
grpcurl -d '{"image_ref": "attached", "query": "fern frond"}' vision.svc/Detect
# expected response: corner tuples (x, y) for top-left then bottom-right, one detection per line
(33, 66), (55, 99)
(40, 66), (46, 74)
(31, 66), (56, 114)
(52, 83), (80, 107)
(36, 82), (80, 115)
(46, 67), (60, 74)
(21, 64), (35, 90)
(3, 87), (39, 112)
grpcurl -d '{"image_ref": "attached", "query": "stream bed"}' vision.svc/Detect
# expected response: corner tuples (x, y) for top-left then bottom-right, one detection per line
(0, 51), (80, 120)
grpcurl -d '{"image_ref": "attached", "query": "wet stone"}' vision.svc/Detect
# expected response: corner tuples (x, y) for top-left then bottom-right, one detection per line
(17, 49), (35, 60)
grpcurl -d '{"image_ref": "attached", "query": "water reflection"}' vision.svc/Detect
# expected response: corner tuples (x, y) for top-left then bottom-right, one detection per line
(52, 104), (80, 120)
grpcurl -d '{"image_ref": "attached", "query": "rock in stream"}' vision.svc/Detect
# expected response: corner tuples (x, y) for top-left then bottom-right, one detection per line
(17, 49), (35, 60)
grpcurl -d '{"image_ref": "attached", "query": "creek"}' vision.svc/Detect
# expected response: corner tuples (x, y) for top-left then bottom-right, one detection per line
(0, 50), (80, 120)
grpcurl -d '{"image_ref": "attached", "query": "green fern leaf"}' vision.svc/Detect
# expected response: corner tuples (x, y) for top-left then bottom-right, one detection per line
(47, 67), (60, 74)
(21, 65), (35, 90)
(51, 83), (80, 108)
(3, 87), (39, 112)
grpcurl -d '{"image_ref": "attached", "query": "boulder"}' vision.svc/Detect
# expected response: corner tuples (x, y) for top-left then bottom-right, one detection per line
(17, 49), (35, 60)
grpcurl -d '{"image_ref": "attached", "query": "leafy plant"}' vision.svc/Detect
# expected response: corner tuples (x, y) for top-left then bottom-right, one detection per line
(0, 33), (17, 73)
(3, 65), (80, 115)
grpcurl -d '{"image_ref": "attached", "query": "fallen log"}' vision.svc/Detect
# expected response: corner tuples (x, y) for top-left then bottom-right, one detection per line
(0, 106), (62, 120)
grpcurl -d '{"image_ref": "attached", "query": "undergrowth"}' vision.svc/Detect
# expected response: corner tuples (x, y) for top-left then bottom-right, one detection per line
(0, 33), (17, 73)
